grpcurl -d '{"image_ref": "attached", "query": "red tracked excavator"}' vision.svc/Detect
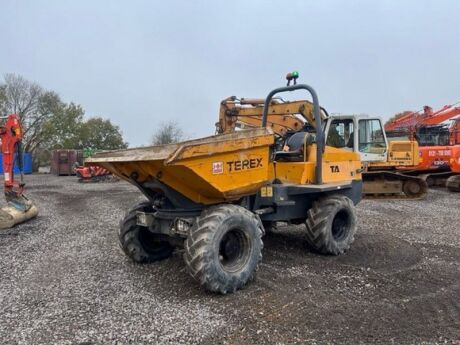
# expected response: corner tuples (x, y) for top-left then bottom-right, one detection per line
(0, 114), (38, 228)
(385, 104), (460, 191)
(74, 164), (116, 183)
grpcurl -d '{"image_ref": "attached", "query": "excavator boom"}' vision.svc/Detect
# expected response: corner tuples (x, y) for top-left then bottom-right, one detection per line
(216, 97), (326, 136)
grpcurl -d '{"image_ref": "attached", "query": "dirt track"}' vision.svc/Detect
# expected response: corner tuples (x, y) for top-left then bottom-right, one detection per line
(0, 175), (459, 344)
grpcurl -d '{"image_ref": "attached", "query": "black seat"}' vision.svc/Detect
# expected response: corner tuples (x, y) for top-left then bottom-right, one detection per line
(275, 132), (312, 162)
(346, 131), (354, 148)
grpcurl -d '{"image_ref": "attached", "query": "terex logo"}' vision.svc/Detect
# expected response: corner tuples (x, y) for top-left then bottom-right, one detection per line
(330, 165), (340, 173)
(227, 158), (263, 172)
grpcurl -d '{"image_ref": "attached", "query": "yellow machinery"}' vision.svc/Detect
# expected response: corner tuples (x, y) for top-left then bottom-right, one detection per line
(87, 79), (363, 294)
(217, 96), (427, 199)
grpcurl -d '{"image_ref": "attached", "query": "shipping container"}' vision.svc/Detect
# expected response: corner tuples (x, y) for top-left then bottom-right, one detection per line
(0, 153), (33, 174)
(51, 150), (78, 176)
(76, 150), (84, 166)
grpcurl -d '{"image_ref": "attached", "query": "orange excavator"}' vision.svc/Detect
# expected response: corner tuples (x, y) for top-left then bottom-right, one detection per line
(385, 104), (460, 191)
(0, 114), (38, 228)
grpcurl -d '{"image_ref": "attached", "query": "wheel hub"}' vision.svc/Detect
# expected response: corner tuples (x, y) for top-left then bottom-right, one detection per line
(407, 181), (420, 194)
(219, 229), (250, 272)
(331, 210), (350, 241)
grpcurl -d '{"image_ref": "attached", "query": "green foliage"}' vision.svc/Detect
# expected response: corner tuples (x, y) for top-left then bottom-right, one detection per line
(78, 117), (128, 150)
(41, 102), (84, 149)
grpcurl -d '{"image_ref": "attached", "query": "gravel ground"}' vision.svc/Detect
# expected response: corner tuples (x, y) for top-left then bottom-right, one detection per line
(0, 175), (459, 344)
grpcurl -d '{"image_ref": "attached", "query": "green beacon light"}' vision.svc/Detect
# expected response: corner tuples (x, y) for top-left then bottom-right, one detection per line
(286, 71), (299, 86)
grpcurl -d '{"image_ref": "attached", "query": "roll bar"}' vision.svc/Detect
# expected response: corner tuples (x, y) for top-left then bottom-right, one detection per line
(262, 84), (323, 184)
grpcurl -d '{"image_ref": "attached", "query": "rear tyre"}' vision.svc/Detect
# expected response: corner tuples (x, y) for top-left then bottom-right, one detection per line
(184, 204), (263, 294)
(446, 175), (460, 192)
(305, 195), (356, 255)
(119, 201), (174, 263)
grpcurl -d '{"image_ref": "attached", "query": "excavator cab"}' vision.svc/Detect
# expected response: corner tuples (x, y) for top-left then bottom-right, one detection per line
(324, 115), (388, 162)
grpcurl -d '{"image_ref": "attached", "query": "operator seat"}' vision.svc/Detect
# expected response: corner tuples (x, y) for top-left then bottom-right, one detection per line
(346, 131), (354, 148)
(275, 132), (314, 162)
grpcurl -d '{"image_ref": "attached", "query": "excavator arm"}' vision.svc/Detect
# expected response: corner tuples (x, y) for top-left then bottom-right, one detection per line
(1, 115), (25, 198)
(0, 114), (37, 228)
(216, 97), (327, 136)
(419, 105), (460, 126)
(385, 105), (460, 132)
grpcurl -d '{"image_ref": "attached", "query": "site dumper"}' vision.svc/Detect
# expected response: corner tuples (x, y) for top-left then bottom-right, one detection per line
(87, 82), (363, 293)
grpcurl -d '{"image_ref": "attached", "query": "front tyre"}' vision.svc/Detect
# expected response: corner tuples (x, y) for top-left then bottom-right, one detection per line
(119, 201), (174, 263)
(305, 195), (357, 255)
(184, 204), (263, 294)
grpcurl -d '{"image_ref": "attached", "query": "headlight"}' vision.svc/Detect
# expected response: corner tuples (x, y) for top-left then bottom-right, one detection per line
(175, 218), (191, 234)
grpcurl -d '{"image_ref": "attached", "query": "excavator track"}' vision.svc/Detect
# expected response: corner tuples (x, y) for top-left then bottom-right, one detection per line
(417, 171), (455, 188)
(446, 175), (460, 192)
(363, 171), (428, 200)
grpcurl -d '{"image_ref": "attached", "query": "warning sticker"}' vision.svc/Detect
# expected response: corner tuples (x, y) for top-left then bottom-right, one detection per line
(212, 161), (224, 174)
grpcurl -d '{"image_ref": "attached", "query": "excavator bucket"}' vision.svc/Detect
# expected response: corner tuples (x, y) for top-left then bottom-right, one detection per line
(0, 193), (38, 229)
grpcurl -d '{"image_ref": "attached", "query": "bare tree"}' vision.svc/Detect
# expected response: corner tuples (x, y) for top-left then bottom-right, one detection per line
(151, 121), (184, 145)
(0, 73), (61, 154)
(1, 73), (42, 117)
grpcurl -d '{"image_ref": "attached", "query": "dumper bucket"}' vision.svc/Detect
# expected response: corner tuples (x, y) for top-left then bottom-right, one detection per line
(86, 128), (275, 204)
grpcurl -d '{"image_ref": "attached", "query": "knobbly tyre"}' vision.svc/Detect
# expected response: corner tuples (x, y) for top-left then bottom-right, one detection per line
(87, 76), (363, 294)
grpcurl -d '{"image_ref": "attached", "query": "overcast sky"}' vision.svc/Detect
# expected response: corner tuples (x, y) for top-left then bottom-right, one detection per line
(1, 0), (459, 146)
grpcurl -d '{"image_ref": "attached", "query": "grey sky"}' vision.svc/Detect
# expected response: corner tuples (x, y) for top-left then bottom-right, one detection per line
(1, 0), (459, 146)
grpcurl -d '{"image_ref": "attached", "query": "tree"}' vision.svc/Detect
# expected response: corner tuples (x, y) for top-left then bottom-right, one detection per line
(0, 74), (128, 169)
(0, 73), (62, 155)
(41, 102), (85, 149)
(78, 117), (128, 150)
(25, 91), (64, 153)
(0, 73), (42, 117)
(151, 121), (184, 145)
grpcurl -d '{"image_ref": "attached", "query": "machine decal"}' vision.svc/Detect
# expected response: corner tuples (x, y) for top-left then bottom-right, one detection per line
(227, 158), (262, 172)
(433, 160), (448, 166)
(428, 150), (451, 157)
(212, 161), (224, 174)
(260, 186), (273, 197)
(330, 165), (340, 173)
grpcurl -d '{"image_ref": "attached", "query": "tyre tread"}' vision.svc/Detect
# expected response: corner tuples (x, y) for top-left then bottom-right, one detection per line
(184, 204), (263, 294)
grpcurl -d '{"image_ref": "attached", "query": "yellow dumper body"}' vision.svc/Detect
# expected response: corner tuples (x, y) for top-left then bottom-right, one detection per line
(87, 128), (362, 204)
